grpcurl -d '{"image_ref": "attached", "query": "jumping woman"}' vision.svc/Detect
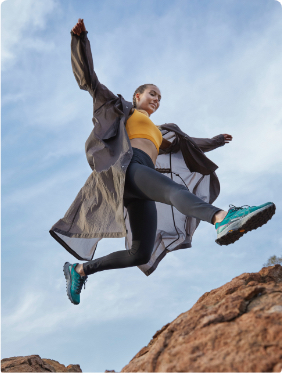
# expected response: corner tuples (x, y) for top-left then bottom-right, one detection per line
(49, 19), (276, 305)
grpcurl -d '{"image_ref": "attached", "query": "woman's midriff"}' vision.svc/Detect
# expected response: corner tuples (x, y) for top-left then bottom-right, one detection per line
(130, 138), (158, 165)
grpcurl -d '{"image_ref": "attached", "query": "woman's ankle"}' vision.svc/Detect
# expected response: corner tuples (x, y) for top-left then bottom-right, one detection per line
(212, 210), (228, 225)
(75, 263), (86, 277)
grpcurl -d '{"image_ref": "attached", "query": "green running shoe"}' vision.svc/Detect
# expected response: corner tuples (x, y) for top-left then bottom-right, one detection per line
(215, 202), (276, 246)
(63, 262), (87, 305)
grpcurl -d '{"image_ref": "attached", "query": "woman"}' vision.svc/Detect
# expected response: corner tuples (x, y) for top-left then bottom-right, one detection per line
(50, 19), (275, 305)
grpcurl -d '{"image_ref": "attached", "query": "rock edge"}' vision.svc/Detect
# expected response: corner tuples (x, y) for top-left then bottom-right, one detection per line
(1, 355), (82, 373)
(121, 265), (282, 373)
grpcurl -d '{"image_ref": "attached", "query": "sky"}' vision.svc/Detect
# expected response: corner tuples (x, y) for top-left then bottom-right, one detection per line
(1, 0), (282, 373)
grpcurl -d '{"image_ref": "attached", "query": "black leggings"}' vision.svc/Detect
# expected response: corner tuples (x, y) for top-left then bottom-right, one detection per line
(83, 148), (222, 276)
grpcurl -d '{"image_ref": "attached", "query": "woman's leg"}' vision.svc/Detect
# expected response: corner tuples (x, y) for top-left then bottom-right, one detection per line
(122, 162), (275, 247)
(123, 162), (223, 225)
(81, 199), (157, 276)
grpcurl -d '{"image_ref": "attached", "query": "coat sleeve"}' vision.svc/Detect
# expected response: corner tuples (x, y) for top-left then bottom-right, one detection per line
(71, 30), (117, 110)
(190, 134), (225, 153)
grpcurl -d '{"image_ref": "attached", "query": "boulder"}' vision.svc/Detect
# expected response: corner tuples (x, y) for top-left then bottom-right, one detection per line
(1, 355), (82, 373)
(121, 265), (282, 373)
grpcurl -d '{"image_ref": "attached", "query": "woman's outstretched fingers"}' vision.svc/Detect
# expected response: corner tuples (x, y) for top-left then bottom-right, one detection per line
(72, 23), (80, 35)
(72, 19), (86, 35)
(78, 18), (86, 31)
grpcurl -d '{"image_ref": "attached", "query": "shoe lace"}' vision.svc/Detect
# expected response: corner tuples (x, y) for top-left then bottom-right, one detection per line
(228, 204), (253, 212)
(74, 275), (88, 294)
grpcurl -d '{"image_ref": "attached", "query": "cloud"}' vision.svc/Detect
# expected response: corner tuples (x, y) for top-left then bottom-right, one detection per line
(1, 0), (58, 70)
(2, 168), (84, 208)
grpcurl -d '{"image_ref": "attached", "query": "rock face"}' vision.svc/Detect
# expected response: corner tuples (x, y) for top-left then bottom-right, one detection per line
(1, 355), (82, 373)
(121, 265), (282, 373)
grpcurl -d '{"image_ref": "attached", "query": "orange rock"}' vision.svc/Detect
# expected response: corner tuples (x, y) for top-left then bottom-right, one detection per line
(43, 358), (82, 373)
(121, 265), (282, 373)
(1, 355), (82, 373)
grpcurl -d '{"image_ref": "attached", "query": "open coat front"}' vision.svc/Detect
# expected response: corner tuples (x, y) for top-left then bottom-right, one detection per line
(49, 31), (225, 276)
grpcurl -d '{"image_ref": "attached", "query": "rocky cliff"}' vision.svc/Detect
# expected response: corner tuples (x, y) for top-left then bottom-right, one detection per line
(121, 264), (282, 373)
(2, 265), (282, 373)
(1, 355), (82, 373)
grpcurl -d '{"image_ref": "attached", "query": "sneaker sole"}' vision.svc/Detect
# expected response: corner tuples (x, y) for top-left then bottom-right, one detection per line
(63, 262), (78, 305)
(215, 203), (276, 246)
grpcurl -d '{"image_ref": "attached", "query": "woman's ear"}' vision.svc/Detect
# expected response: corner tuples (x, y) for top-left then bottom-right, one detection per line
(135, 93), (140, 102)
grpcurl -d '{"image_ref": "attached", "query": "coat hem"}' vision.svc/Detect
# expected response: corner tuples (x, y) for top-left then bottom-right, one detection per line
(49, 230), (88, 261)
(143, 240), (193, 276)
(141, 249), (168, 276)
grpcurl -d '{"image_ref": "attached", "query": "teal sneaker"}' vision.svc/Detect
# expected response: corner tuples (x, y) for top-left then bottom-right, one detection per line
(215, 202), (276, 246)
(63, 262), (87, 305)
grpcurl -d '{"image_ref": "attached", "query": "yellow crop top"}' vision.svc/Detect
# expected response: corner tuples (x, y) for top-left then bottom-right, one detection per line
(125, 109), (163, 153)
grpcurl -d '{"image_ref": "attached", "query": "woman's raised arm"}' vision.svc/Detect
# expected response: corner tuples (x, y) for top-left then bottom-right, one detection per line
(71, 19), (117, 109)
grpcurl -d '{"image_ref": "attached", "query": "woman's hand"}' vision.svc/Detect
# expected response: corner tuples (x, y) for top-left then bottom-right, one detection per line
(222, 134), (233, 143)
(72, 18), (86, 36)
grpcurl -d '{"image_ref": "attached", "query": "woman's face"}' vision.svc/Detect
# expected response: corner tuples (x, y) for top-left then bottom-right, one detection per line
(135, 85), (161, 116)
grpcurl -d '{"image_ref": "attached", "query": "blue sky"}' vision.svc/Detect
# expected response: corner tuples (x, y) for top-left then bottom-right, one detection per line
(2, 0), (282, 372)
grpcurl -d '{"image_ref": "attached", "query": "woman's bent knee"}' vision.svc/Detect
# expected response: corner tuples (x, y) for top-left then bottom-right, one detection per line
(128, 240), (152, 265)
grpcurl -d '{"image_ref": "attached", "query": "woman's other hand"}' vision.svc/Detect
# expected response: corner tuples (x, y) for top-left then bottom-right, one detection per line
(222, 134), (233, 143)
(72, 18), (86, 36)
